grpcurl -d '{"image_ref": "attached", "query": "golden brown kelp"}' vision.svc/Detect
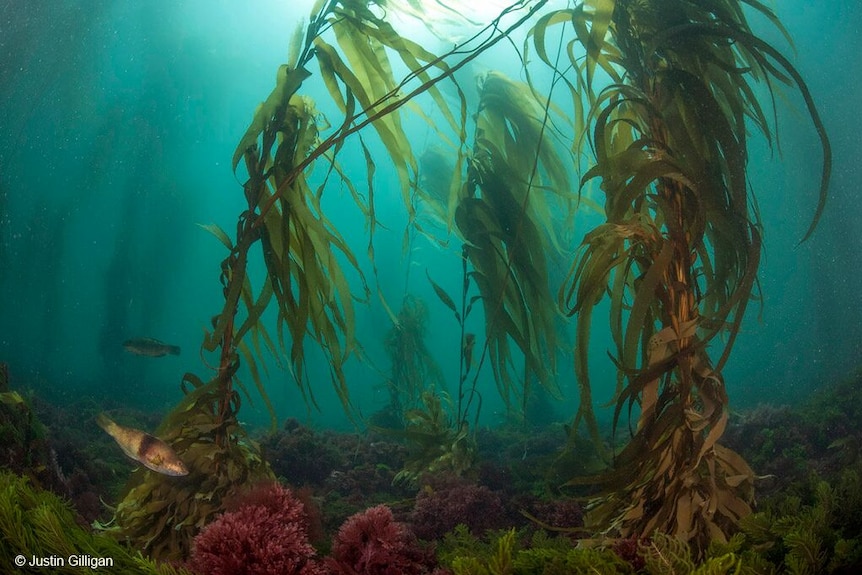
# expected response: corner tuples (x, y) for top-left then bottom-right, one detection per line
(105, 373), (273, 560)
(532, 0), (830, 552)
(454, 71), (570, 415)
(228, 0), (548, 411)
(107, 1), (550, 560)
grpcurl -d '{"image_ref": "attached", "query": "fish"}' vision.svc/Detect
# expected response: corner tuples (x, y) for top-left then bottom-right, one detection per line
(96, 413), (189, 476)
(122, 337), (181, 357)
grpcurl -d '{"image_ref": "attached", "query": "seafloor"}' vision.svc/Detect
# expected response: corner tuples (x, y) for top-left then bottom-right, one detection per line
(1, 362), (861, 574)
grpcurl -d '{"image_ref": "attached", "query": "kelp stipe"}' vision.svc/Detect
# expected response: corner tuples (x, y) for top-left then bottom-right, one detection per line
(533, 0), (831, 552)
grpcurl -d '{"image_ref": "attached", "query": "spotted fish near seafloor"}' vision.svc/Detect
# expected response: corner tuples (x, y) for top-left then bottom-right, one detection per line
(96, 413), (189, 476)
(122, 337), (181, 357)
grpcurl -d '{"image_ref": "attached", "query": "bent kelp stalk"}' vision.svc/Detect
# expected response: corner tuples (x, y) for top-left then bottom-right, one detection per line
(107, 0), (548, 560)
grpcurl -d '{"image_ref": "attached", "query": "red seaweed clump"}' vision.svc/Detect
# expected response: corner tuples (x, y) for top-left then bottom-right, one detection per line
(260, 418), (346, 486)
(188, 482), (327, 575)
(327, 504), (438, 575)
(527, 497), (584, 535)
(409, 474), (506, 541)
(613, 536), (647, 572)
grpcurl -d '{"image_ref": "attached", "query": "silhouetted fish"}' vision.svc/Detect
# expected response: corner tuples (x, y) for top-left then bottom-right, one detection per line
(123, 337), (181, 357)
(96, 413), (189, 476)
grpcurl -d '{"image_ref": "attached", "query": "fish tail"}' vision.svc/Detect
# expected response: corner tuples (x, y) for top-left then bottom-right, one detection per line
(95, 413), (115, 433)
(167, 345), (181, 355)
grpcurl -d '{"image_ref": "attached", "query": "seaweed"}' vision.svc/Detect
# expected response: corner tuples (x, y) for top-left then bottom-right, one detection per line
(391, 389), (476, 485)
(103, 375), (274, 560)
(453, 71), (570, 418)
(91, 0), (834, 563)
(0, 367), (68, 496)
(442, 527), (634, 575)
(199, 0), (552, 427)
(513, 546), (633, 575)
(0, 470), (189, 574)
(105, 0), (540, 559)
(739, 468), (862, 574)
(450, 528), (517, 575)
(529, 0), (831, 552)
(373, 294), (474, 482)
(381, 295), (446, 422)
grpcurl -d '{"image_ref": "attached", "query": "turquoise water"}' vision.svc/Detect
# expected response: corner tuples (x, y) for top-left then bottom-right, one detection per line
(1, 0), (860, 434)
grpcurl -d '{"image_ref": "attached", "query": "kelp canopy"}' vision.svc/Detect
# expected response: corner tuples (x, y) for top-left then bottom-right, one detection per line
(223, 0), (553, 419)
(105, 0), (829, 560)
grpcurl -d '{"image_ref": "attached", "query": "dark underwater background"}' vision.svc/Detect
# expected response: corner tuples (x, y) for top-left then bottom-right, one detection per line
(1, 0), (859, 429)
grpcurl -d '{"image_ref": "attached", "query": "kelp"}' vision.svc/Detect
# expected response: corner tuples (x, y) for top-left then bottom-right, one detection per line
(108, 1), (553, 559)
(415, 67), (576, 445)
(385, 252), (483, 478)
(224, 0), (551, 415)
(633, 469), (862, 573)
(391, 389), (476, 486)
(453, 71), (570, 416)
(382, 295), (447, 421)
(218, 0), (471, 420)
(105, 373), (273, 560)
(538, 0), (831, 552)
(233, 87), (368, 414)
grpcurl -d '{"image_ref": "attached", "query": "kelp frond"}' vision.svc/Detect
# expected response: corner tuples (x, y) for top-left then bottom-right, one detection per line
(390, 389), (477, 485)
(236, 90), (369, 413)
(110, 372), (273, 560)
(548, 0), (830, 551)
(222, 0), (470, 414)
(456, 71), (570, 413)
(222, 0), (550, 414)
